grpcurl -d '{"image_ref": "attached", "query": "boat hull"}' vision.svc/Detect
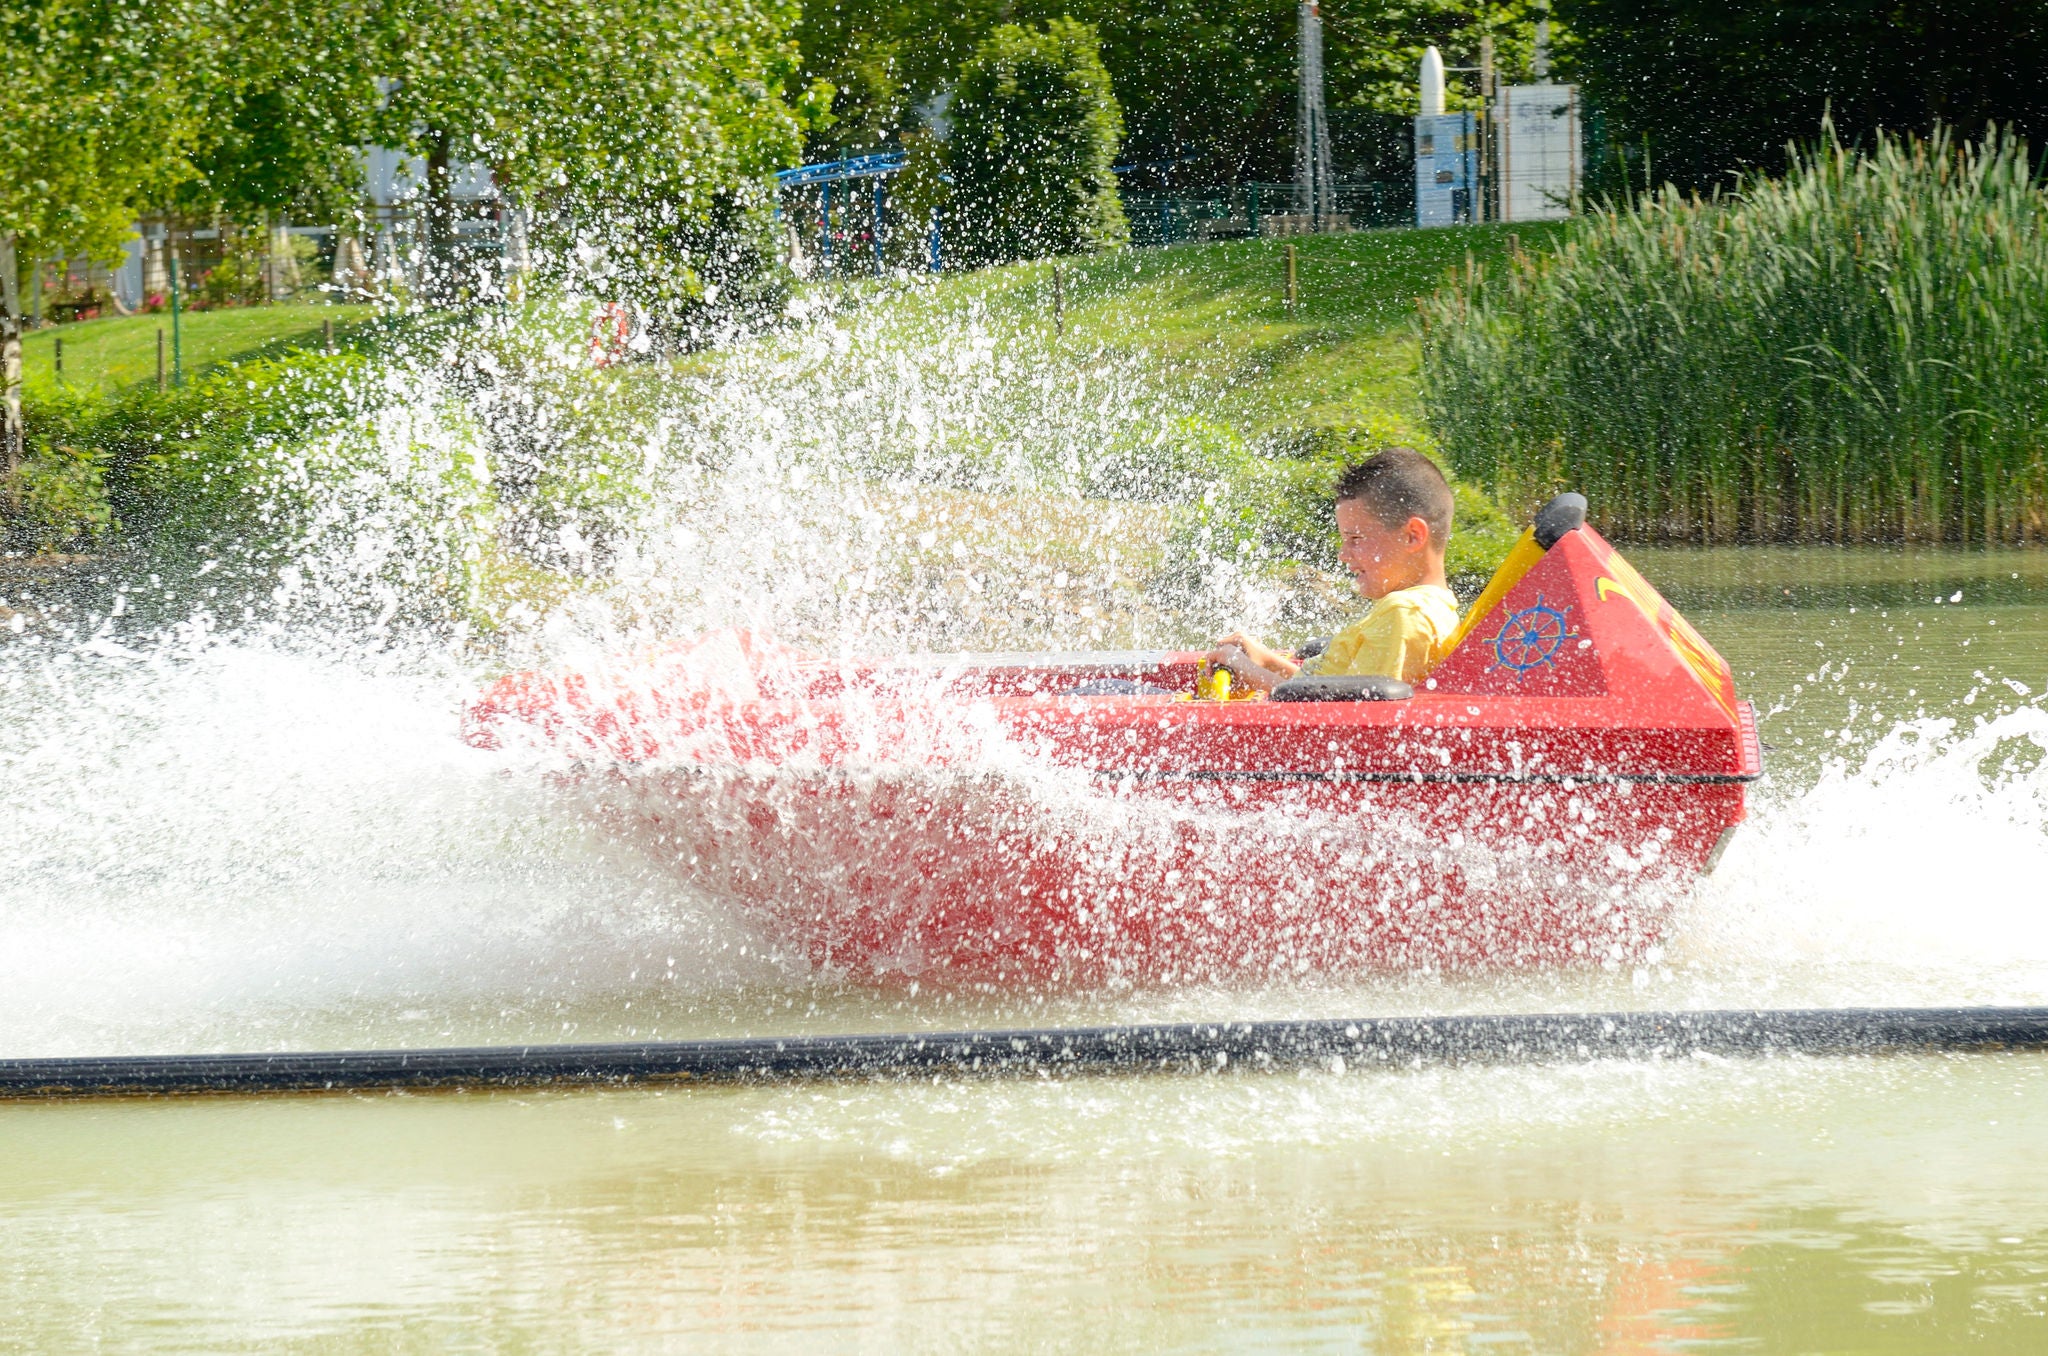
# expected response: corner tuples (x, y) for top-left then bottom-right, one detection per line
(469, 521), (1762, 985)
(573, 759), (1741, 983)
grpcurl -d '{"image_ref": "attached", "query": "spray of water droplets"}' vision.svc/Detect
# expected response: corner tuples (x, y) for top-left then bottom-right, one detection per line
(2, 291), (2045, 1054)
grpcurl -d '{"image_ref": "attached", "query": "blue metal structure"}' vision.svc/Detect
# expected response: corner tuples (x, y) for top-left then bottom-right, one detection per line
(1414, 112), (1480, 226)
(774, 153), (913, 273)
(774, 152), (907, 188)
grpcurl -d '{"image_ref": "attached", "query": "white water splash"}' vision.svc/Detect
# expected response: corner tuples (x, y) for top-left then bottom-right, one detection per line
(0, 647), (781, 1057)
(3, 299), (2046, 1054)
(1676, 700), (2048, 1005)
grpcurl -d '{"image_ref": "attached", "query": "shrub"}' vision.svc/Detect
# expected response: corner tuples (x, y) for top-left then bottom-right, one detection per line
(3, 442), (116, 553)
(1422, 124), (2048, 544)
(947, 18), (1129, 268)
(78, 353), (374, 554)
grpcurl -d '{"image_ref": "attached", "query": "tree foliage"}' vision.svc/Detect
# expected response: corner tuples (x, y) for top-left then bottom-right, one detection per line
(0, 0), (204, 263)
(796, 0), (1548, 184)
(947, 19), (1128, 267)
(6, 0), (815, 321)
(177, 0), (386, 224)
(362, 0), (812, 318)
(1559, 0), (2048, 194)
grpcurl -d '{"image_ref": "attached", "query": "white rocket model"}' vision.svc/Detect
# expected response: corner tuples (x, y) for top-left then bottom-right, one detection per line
(1419, 46), (1446, 117)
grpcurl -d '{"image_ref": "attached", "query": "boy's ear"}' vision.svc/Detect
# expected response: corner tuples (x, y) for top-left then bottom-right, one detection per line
(1406, 515), (1433, 549)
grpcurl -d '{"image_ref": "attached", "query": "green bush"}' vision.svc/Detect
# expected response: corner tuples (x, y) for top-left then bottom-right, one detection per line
(74, 353), (373, 554)
(4, 442), (116, 553)
(1422, 125), (2048, 544)
(947, 18), (1129, 268)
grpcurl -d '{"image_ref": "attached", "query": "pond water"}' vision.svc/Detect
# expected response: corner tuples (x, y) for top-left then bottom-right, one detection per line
(3, 544), (2046, 1350)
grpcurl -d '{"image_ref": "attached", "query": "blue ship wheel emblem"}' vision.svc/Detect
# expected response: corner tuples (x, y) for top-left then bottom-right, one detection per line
(1488, 594), (1580, 675)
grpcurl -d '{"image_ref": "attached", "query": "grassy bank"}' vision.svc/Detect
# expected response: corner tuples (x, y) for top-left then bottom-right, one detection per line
(791, 224), (1549, 581)
(1422, 127), (2048, 544)
(6, 229), (1537, 623)
(16, 304), (380, 400)
(7, 305), (395, 555)
(883, 224), (1555, 445)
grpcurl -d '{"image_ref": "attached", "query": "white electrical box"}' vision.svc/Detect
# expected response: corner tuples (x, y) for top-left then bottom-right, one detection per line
(1495, 83), (1581, 222)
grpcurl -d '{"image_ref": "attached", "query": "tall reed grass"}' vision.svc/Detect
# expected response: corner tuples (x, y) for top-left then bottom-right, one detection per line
(1421, 126), (2048, 543)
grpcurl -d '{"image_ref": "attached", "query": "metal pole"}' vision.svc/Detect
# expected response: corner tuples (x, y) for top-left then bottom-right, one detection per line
(872, 177), (885, 273)
(1052, 262), (1063, 336)
(1297, 1), (1335, 230)
(0, 232), (20, 507)
(819, 183), (832, 273)
(1479, 35), (1496, 223)
(157, 328), (166, 392)
(168, 244), (183, 388)
(1285, 242), (1298, 310)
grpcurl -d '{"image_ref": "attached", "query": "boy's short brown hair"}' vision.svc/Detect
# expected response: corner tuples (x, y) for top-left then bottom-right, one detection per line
(1334, 448), (1454, 547)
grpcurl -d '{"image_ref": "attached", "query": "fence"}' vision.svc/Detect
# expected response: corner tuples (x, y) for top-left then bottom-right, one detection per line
(23, 220), (361, 323)
(1122, 181), (1414, 248)
(774, 166), (1419, 274)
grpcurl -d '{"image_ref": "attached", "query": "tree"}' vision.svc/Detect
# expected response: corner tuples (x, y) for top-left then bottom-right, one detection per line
(363, 0), (812, 322)
(797, 0), (1546, 185)
(506, 0), (814, 330)
(794, 0), (1001, 158)
(1558, 0), (2048, 193)
(948, 18), (1128, 267)
(0, 0), (206, 492)
(179, 0), (386, 228)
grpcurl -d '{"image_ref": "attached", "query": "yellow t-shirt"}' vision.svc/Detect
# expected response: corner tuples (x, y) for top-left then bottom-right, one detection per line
(1308, 584), (1461, 683)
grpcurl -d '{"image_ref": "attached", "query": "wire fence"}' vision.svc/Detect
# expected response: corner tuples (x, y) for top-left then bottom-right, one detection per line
(778, 170), (1419, 276)
(1122, 180), (1414, 248)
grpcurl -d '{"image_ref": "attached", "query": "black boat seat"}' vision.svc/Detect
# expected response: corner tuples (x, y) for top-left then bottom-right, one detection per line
(1270, 674), (1414, 702)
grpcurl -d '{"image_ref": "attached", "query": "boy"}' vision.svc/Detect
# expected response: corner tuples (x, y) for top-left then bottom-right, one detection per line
(1209, 448), (1460, 690)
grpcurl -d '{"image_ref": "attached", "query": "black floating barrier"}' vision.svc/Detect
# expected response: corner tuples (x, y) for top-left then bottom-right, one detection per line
(5, 1006), (2048, 1101)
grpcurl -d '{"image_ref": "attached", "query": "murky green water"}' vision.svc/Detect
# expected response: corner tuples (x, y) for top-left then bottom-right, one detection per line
(4, 546), (2047, 1350)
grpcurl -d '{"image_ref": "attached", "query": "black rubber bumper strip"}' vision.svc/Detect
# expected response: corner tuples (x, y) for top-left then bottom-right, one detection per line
(1115, 768), (1761, 784)
(3, 1006), (2046, 1100)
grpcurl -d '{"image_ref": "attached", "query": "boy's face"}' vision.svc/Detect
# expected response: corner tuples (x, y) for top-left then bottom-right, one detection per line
(1335, 498), (1432, 599)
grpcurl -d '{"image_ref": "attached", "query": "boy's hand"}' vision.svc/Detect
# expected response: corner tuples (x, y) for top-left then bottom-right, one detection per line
(1207, 632), (1300, 693)
(1210, 632), (1301, 678)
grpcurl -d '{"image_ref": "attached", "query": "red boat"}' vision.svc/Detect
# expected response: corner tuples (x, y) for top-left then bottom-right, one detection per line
(465, 498), (1762, 983)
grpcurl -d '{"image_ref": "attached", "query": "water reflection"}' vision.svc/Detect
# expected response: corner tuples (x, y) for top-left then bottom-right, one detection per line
(6, 1053), (2048, 1349)
(5, 544), (2046, 1346)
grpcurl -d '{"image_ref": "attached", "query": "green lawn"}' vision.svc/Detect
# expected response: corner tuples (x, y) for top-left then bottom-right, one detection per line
(799, 223), (1561, 578)
(1065, 222), (1558, 438)
(855, 222), (1562, 445)
(8, 226), (1547, 587)
(16, 303), (380, 399)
